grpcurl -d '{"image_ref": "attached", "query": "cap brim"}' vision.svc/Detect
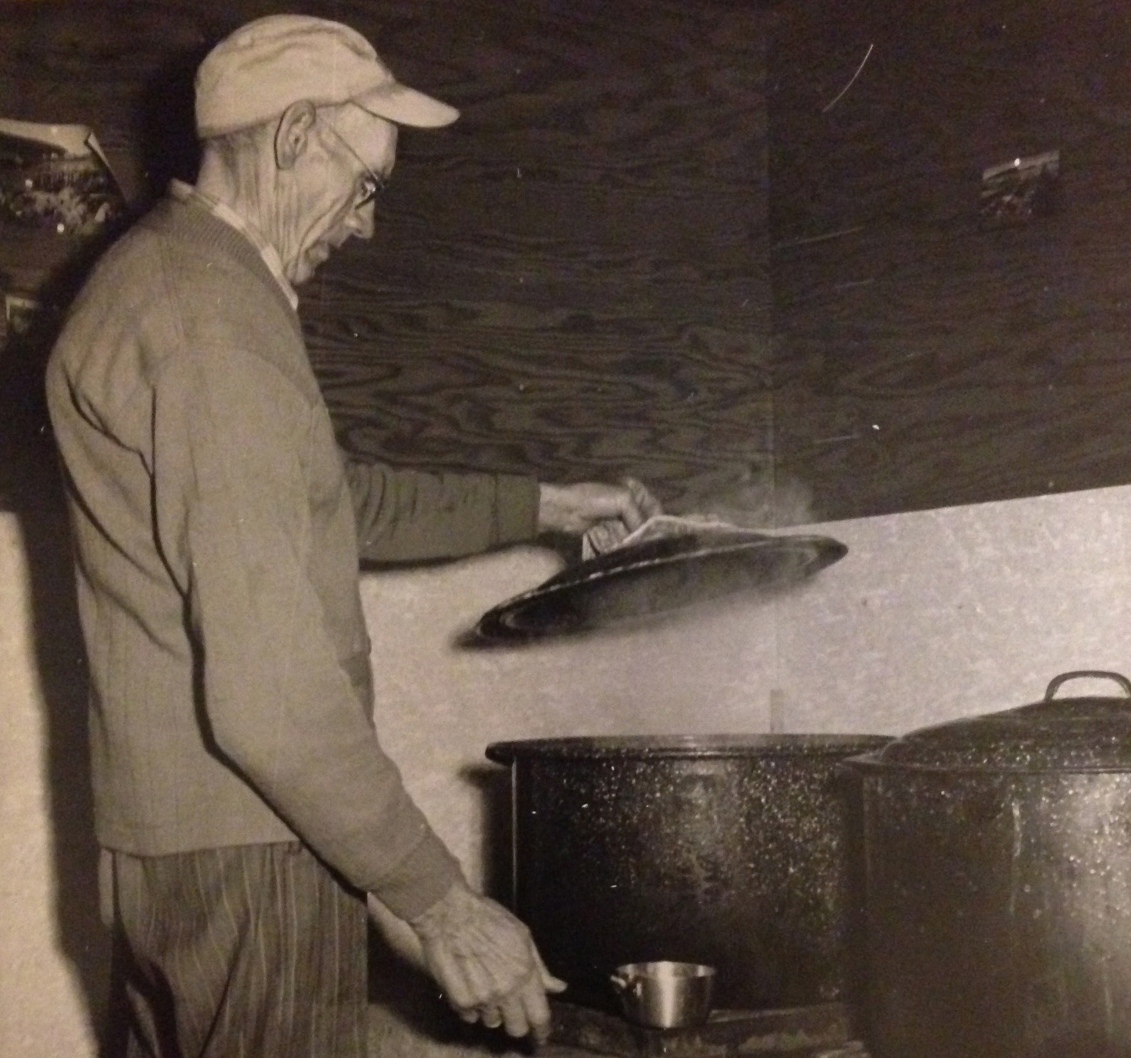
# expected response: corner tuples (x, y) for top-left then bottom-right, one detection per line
(355, 82), (459, 128)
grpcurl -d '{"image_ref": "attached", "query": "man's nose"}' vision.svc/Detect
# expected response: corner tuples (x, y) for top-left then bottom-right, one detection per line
(346, 203), (376, 240)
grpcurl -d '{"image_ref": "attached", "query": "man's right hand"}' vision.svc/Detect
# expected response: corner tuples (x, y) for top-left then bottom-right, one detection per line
(408, 880), (567, 1043)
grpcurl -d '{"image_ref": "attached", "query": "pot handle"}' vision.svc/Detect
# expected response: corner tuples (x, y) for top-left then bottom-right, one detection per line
(609, 973), (644, 998)
(1044, 670), (1131, 700)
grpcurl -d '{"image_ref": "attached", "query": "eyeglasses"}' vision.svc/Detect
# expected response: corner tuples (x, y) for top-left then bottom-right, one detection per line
(321, 121), (387, 210)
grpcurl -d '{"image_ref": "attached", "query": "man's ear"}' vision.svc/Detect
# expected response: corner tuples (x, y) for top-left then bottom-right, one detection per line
(275, 101), (318, 171)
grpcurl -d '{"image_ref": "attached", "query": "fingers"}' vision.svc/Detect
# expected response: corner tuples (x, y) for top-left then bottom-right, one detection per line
(499, 995), (532, 1039)
(492, 944), (563, 1040)
(537, 479), (662, 535)
(481, 1007), (504, 1030)
(617, 479), (648, 532)
(457, 946), (505, 1014)
(412, 882), (564, 1042)
(428, 946), (478, 1012)
(439, 950), (561, 1041)
(446, 972), (554, 1042)
(492, 968), (553, 1042)
(622, 476), (663, 529)
(531, 943), (568, 994)
(582, 517), (628, 558)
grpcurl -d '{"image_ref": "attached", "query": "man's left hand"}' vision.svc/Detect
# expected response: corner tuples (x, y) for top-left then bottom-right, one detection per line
(537, 477), (661, 537)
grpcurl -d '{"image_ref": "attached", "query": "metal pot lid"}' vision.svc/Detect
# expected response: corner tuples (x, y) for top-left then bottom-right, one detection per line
(474, 530), (847, 641)
(854, 671), (1131, 774)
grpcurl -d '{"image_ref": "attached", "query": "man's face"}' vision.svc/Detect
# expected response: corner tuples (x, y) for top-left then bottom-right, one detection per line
(283, 105), (397, 285)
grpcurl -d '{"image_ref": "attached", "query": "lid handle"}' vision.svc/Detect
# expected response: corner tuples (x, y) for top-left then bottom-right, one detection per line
(1044, 670), (1131, 701)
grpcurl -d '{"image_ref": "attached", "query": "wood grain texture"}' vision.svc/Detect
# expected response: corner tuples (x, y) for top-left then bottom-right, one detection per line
(9, 0), (1131, 523)
(769, 0), (1131, 519)
(0, 0), (775, 518)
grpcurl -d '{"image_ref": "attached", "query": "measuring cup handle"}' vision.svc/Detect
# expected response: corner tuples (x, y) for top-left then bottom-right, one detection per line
(609, 974), (645, 998)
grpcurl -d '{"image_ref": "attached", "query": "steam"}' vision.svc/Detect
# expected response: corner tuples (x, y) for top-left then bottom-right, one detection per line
(683, 466), (815, 530)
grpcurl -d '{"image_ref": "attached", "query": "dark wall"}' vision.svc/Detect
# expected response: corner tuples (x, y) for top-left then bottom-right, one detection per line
(7, 0), (1131, 527)
(0, 0), (773, 517)
(769, 0), (1131, 520)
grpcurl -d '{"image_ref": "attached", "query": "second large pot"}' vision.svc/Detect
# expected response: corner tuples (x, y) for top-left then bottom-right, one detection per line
(485, 734), (888, 1015)
(850, 671), (1131, 1058)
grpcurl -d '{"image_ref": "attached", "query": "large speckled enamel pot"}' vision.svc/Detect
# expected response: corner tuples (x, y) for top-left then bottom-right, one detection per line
(848, 671), (1131, 1058)
(485, 734), (890, 1015)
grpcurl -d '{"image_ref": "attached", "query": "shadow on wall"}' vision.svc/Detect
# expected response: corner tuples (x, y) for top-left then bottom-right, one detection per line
(1, 430), (107, 1042)
(462, 764), (515, 907)
(0, 39), (215, 1052)
(0, 205), (120, 1044)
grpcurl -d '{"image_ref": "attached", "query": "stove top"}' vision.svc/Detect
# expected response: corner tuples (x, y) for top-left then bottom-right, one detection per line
(548, 999), (871, 1057)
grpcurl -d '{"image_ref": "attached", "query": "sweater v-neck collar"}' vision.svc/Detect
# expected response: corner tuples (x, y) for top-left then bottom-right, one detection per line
(168, 180), (299, 312)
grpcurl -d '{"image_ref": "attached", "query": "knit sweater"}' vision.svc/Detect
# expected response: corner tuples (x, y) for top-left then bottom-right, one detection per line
(46, 193), (540, 920)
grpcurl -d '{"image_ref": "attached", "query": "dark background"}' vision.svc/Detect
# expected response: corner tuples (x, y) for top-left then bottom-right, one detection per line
(2, 0), (1130, 524)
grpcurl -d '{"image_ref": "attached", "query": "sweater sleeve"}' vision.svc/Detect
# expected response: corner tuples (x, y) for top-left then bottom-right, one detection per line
(343, 455), (541, 564)
(151, 345), (463, 918)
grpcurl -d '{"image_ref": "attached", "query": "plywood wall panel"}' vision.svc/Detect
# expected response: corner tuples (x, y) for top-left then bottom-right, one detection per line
(769, 0), (1131, 520)
(301, 0), (773, 511)
(1, 0), (773, 518)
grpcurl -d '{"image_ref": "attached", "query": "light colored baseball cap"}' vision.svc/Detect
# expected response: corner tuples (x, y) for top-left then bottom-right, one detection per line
(194, 14), (459, 137)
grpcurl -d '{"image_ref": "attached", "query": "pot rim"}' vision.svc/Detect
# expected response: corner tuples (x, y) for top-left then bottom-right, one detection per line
(486, 733), (892, 764)
(847, 751), (1131, 776)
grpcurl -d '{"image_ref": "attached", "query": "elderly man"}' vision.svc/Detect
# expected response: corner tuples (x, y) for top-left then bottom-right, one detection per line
(46, 14), (658, 1058)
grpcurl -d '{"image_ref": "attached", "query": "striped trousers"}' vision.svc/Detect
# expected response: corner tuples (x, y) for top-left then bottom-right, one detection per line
(100, 843), (369, 1058)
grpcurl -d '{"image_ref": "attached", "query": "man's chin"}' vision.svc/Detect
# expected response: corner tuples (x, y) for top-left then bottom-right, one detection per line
(293, 245), (330, 285)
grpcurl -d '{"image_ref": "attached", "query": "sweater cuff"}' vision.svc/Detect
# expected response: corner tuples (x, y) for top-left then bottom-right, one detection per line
(371, 828), (466, 921)
(495, 474), (541, 545)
